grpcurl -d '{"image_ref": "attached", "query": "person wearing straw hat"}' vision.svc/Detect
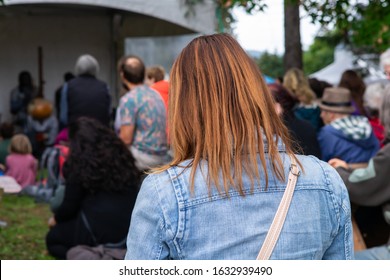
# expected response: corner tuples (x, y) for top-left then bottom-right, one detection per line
(318, 87), (379, 163)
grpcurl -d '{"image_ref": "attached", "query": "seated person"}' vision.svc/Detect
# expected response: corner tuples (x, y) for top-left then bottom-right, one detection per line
(329, 135), (390, 259)
(4, 134), (37, 189)
(318, 87), (379, 163)
(0, 122), (14, 165)
(26, 98), (58, 159)
(45, 117), (140, 259)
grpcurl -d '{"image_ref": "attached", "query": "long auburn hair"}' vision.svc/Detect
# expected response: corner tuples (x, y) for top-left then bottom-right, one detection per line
(338, 69), (367, 117)
(158, 33), (297, 195)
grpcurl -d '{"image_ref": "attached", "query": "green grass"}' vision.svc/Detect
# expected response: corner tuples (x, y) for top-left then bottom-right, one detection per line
(0, 194), (54, 259)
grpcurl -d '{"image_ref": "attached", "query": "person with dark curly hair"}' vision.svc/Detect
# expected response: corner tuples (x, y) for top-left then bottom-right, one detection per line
(46, 117), (140, 259)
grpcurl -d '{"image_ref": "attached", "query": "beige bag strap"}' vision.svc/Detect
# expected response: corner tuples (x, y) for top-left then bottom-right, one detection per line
(256, 155), (300, 260)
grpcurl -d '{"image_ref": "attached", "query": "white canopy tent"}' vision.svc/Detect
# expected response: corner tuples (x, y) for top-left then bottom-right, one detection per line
(3, 0), (216, 35)
(0, 0), (216, 122)
(310, 48), (356, 85)
(310, 46), (387, 86)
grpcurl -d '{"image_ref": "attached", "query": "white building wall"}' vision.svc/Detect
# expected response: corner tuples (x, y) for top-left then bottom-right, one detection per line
(0, 13), (112, 122)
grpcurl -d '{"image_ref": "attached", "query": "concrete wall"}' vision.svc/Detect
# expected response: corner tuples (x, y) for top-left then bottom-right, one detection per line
(125, 34), (199, 76)
(0, 11), (113, 123)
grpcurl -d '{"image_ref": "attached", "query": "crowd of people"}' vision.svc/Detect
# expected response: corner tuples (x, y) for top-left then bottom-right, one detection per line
(1, 34), (390, 260)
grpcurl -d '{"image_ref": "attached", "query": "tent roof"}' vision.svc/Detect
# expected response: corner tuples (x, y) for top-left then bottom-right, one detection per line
(309, 48), (356, 85)
(310, 47), (387, 85)
(3, 0), (216, 35)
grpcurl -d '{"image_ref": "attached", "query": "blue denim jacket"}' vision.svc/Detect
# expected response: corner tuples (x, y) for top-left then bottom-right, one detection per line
(125, 148), (353, 260)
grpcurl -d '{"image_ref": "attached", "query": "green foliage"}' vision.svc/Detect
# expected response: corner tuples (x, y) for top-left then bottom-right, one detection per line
(216, 1), (267, 33)
(351, 1), (390, 53)
(257, 29), (341, 77)
(185, 0), (266, 32)
(220, 0), (267, 13)
(256, 51), (284, 79)
(187, 0), (390, 54)
(0, 195), (53, 259)
(301, 0), (390, 53)
(303, 43), (334, 75)
(302, 0), (352, 27)
(303, 31), (343, 74)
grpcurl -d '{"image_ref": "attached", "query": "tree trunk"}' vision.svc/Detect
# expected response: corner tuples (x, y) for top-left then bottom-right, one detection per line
(284, 0), (303, 72)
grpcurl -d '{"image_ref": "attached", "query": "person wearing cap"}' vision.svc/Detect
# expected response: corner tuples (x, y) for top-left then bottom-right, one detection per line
(60, 54), (111, 127)
(318, 87), (380, 163)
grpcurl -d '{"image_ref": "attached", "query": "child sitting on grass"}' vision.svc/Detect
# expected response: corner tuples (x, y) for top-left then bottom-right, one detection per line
(2, 134), (37, 189)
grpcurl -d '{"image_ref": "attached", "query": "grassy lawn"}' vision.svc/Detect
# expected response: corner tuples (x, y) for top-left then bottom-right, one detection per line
(0, 194), (54, 259)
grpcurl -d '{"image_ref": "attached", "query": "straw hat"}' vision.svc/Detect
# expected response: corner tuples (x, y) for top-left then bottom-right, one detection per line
(319, 87), (354, 114)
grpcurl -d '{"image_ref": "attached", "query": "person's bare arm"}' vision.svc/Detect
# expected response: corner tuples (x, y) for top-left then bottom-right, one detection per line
(328, 158), (368, 170)
(119, 124), (135, 146)
(328, 158), (348, 169)
(348, 162), (368, 169)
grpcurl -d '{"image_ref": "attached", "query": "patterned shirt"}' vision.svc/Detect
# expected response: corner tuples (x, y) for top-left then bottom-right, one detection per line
(118, 85), (168, 155)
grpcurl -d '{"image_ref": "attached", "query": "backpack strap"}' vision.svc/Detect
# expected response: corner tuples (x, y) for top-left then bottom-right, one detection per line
(47, 147), (60, 185)
(81, 210), (127, 249)
(38, 147), (54, 183)
(81, 210), (98, 246)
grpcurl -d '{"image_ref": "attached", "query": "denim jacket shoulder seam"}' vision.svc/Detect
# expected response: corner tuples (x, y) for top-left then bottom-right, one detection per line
(165, 167), (186, 258)
(317, 160), (341, 240)
(149, 174), (171, 259)
(154, 218), (165, 260)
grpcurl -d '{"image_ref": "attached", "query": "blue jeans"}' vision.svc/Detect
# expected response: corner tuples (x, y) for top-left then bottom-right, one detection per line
(355, 245), (390, 260)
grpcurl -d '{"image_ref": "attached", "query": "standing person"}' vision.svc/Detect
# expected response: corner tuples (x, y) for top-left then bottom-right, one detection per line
(268, 83), (321, 158)
(4, 134), (37, 189)
(145, 65), (170, 143)
(10, 71), (38, 132)
(308, 78), (332, 99)
(125, 34), (353, 260)
(338, 69), (368, 116)
(318, 87), (380, 163)
(145, 65), (169, 111)
(116, 56), (168, 171)
(283, 68), (323, 131)
(54, 72), (74, 130)
(46, 117), (140, 260)
(60, 54), (111, 127)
